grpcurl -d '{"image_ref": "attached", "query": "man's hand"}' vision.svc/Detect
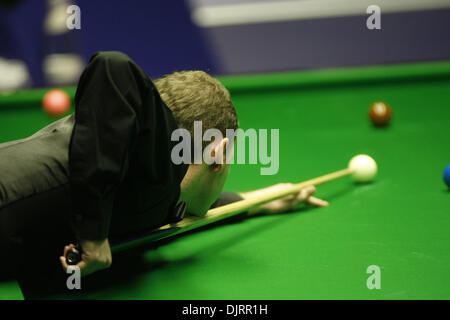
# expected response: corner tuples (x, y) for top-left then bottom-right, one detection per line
(240, 184), (328, 216)
(60, 238), (112, 277)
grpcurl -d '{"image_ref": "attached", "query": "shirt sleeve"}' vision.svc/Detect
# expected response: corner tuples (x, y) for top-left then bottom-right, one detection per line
(69, 51), (152, 241)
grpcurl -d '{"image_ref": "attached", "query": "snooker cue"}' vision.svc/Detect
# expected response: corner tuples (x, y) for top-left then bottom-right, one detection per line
(66, 167), (353, 264)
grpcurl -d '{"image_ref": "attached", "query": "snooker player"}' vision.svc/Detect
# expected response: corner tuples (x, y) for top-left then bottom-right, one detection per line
(0, 51), (327, 278)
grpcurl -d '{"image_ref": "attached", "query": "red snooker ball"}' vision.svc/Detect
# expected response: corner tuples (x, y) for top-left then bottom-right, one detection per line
(42, 89), (71, 117)
(369, 101), (392, 127)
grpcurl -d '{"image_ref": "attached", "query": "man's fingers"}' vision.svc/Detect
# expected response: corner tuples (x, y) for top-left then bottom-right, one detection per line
(63, 244), (76, 257)
(63, 246), (70, 257)
(61, 244), (77, 271)
(286, 193), (298, 201)
(60, 242), (112, 277)
(61, 244), (83, 273)
(60, 256), (69, 271)
(60, 255), (92, 277)
(288, 186), (315, 207)
(307, 196), (329, 207)
(297, 186), (328, 207)
(298, 185), (316, 201)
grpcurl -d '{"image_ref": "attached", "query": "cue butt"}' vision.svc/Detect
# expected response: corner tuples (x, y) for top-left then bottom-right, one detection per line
(66, 247), (82, 266)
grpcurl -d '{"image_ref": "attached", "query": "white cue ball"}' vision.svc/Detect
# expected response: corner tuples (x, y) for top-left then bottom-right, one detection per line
(348, 154), (377, 183)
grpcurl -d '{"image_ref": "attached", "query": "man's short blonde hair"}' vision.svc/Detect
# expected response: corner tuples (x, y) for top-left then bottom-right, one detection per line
(154, 71), (238, 139)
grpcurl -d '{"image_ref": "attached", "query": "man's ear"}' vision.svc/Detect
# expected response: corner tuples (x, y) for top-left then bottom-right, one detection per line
(211, 138), (229, 172)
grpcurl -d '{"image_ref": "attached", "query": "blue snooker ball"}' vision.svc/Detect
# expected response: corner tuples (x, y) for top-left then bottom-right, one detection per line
(444, 164), (450, 188)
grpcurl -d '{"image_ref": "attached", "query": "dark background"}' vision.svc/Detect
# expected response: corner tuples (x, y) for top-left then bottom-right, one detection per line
(1, 0), (449, 87)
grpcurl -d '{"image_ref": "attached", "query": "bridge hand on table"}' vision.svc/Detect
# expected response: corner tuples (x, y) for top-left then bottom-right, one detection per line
(239, 184), (329, 216)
